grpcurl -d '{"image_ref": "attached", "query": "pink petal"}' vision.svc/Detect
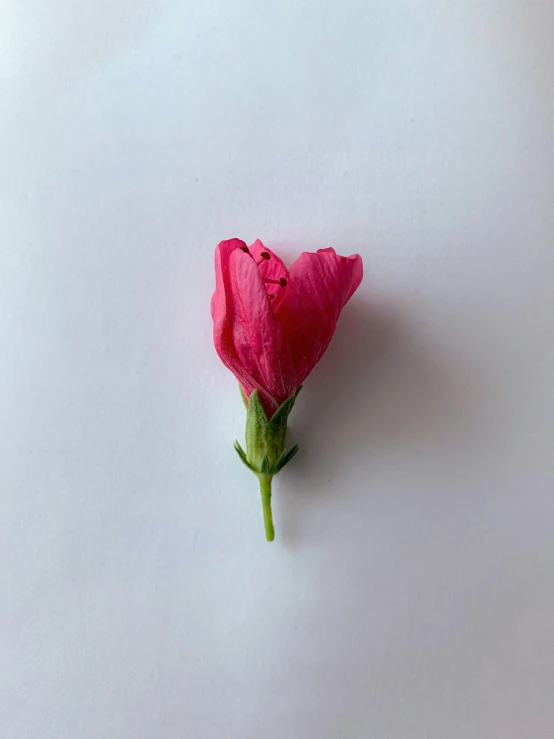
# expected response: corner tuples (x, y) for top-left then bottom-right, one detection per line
(248, 240), (290, 313)
(212, 239), (297, 416)
(276, 248), (363, 385)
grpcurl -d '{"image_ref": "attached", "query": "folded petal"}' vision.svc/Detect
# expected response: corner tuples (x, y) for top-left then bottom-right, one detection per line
(248, 239), (290, 313)
(212, 239), (297, 416)
(275, 248), (363, 384)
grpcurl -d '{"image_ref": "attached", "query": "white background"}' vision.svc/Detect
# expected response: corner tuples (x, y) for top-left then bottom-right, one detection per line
(2, 1), (554, 737)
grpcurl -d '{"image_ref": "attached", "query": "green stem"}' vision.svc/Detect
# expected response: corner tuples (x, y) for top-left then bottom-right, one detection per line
(259, 475), (275, 542)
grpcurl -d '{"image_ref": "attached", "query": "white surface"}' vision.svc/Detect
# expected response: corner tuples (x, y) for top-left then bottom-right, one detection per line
(2, 1), (554, 737)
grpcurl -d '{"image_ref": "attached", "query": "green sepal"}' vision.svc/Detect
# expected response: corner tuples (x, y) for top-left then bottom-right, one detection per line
(270, 446), (290, 475)
(239, 384), (249, 410)
(268, 395), (296, 438)
(238, 388), (301, 477)
(270, 444), (299, 474)
(234, 439), (258, 472)
(265, 385), (301, 458)
(245, 390), (269, 470)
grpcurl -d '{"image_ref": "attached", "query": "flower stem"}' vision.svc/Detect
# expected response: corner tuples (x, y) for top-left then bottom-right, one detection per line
(259, 475), (275, 542)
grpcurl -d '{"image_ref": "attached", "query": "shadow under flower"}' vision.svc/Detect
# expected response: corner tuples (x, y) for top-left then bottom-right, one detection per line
(277, 294), (483, 547)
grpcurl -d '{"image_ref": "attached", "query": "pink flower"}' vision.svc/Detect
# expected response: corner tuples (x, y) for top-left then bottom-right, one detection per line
(212, 239), (363, 417)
